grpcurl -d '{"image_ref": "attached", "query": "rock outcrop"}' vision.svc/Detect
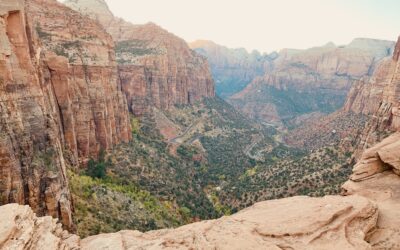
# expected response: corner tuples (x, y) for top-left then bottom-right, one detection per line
(0, 204), (80, 250)
(347, 132), (400, 181)
(65, 0), (215, 116)
(230, 39), (395, 125)
(342, 132), (400, 249)
(0, 0), (131, 229)
(189, 40), (273, 98)
(0, 195), (379, 250)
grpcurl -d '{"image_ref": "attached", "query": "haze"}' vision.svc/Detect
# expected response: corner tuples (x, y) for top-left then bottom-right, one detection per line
(100, 0), (400, 53)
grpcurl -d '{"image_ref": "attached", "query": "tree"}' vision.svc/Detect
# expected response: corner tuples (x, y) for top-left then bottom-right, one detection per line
(86, 149), (109, 179)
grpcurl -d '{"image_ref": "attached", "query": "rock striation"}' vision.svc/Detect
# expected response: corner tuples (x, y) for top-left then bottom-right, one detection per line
(189, 40), (274, 98)
(230, 39), (395, 125)
(0, 195), (379, 250)
(65, 0), (215, 116)
(342, 132), (400, 249)
(0, 0), (131, 229)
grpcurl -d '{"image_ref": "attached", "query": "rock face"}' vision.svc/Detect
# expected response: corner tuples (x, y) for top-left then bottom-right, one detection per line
(230, 39), (395, 125)
(348, 132), (400, 181)
(27, 0), (131, 161)
(344, 36), (400, 152)
(0, 204), (80, 250)
(0, 195), (378, 250)
(0, 0), (131, 229)
(65, 0), (215, 116)
(342, 133), (400, 249)
(189, 40), (274, 98)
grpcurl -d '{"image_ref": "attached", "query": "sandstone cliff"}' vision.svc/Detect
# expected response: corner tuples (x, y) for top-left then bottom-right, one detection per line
(189, 40), (274, 98)
(230, 39), (395, 125)
(27, 0), (131, 161)
(65, 0), (215, 116)
(0, 0), (131, 229)
(344, 36), (400, 153)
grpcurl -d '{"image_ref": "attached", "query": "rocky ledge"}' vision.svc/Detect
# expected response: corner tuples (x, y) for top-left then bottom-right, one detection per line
(343, 132), (400, 249)
(0, 195), (377, 250)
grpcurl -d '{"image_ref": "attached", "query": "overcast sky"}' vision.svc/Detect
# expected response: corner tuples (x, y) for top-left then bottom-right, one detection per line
(100, 0), (399, 53)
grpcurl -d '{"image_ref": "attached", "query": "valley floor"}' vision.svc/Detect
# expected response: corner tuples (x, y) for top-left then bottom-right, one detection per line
(70, 97), (365, 237)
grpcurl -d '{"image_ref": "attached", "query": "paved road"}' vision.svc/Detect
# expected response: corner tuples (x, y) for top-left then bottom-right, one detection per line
(168, 118), (202, 144)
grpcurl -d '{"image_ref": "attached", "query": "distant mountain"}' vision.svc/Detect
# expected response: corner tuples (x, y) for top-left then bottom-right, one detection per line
(229, 38), (395, 126)
(189, 40), (275, 98)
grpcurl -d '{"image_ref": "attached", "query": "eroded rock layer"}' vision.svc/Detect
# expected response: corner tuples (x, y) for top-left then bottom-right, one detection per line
(65, 0), (215, 116)
(0, 195), (378, 250)
(0, 0), (130, 229)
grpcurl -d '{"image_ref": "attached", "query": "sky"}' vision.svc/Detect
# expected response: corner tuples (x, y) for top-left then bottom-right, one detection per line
(103, 0), (399, 53)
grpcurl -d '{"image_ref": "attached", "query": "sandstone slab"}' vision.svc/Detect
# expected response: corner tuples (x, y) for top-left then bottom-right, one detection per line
(81, 195), (377, 250)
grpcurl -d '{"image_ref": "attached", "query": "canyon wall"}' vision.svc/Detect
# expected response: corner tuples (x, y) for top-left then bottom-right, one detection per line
(344, 36), (400, 152)
(189, 40), (274, 98)
(229, 39), (395, 125)
(27, 0), (131, 161)
(0, 0), (131, 229)
(65, 0), (215, 116)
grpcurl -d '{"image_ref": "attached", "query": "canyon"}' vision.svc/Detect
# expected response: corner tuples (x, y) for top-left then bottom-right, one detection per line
(189, 40), (275, 98)
(0, 0), (399, 249)
(0, 0), (216, 232)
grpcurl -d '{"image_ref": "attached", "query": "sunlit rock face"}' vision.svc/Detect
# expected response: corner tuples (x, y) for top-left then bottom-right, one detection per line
(65, 0), (215, 116)
(229, 39), (395, 125)
(0, 0), (131, 229)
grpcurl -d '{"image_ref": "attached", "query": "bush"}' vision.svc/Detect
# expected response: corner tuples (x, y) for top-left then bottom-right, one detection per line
(86, 150), (111, 179)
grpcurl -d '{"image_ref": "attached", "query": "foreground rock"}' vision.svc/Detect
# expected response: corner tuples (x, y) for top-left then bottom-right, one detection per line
(0, 204), (80, 250)
(343, 132), (400, 249)
(0, 195), (378, 249)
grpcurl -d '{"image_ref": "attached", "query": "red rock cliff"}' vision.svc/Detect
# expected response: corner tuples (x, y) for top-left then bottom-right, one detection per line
(343, 36), (400, 152)
(26, 0), (131, 161)
(0, 0), (131, 229)
(0, 0), (73, 229)
(65, 0), (215, 116)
